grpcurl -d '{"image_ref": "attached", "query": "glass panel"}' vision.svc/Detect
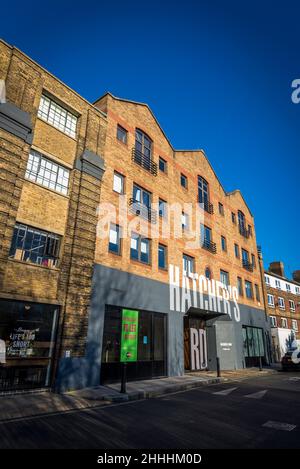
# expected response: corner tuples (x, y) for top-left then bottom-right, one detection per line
(242, 327), (249, 357)
(153, 315), (165, 361)
(101, 307), (121, 363)
(138, 311), (152, 361)
(158, 245), (166, 269)
(140, 239), (149, 263)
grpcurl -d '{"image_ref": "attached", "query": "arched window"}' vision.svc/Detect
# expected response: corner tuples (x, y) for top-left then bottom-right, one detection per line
(205, 267), (211, 280)
(135, 129), (152, 161)
(238, 210), (245, 229)
(198, 176), (209, 205)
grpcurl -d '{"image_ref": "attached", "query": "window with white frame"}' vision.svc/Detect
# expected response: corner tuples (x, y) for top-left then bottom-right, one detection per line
(113, 172), (125, 194)
(265, 275), (270, 285)
(270, 316), (277, 327)
(281, 317), (288, 328)
(278, 297), (285, 309)
(275, 279), (281, 289)
(289, 299), (296, 312)
(295, 286), (300, 295)
(38, 95), (77, 138)
(267, 294), (275, 307)
(25, 150), (69, 195)
(292, 319), (298, 331)
(286, 283), (291, 292)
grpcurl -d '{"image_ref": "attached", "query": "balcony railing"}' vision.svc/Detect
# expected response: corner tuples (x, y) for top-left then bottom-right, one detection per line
(242, 259), (254, 272)
(129, 198), (157, 223)
(201, 237), (217, 254)
(239, 224), (250, 238)
(199, 199), (214, 214)
(132, 147), (157, 176)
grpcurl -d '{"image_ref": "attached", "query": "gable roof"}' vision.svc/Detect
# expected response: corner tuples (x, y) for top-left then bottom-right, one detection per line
(94, 92), (254, 217)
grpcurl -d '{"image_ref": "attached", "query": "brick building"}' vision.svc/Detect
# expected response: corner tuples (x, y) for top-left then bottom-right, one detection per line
(0, 40), (271, 392)
(0, 40), (106, 391)
(264, 262), (300, 361)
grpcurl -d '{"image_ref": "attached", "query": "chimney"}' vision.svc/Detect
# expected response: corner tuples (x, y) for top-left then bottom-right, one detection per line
(292, 271), (300, 283)
(269, 261), (285, 278)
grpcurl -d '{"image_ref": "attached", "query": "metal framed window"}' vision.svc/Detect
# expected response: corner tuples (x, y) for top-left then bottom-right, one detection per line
(38, 95), (77, 138)
(159, 198), (167, 218)
(245, 280), (253, 299)
(221, 235), (227, 252)
(113, 172), (125, 194)
(180, 173), (188, 188)
(234, 243), (240, 258)
(130, 233), (150, 264)
(267, 294), (274, 307)
(25, 150), (69, 195)
(158, 244), (167, 269)
(220, 270), (229, 287)
(135, 129), (152, 160)
(9, 223), (61, 267)
(117, 125), (127, 144)
(183, 254), (195, 277)
(270, 316), (277, 327)
(281, 317), (288, 328)
(159, 157), (167, 173)
(109, 224), (121, 255)
(289, 300), (296, 312)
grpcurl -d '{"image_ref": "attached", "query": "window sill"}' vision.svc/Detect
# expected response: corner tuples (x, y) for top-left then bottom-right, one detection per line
(130, 258), (152, 268)
(8, 257), (60, 271)
(108, 250), (122, 257)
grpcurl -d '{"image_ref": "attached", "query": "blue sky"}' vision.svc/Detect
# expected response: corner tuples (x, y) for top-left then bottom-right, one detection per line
(2, 0), (299, 277)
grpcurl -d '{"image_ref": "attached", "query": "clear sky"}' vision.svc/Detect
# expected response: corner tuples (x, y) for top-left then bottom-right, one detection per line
(2, 0), (299, 277)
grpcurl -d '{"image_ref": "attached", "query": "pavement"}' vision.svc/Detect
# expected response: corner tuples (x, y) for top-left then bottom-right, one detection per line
(0, 370), (299, 449)
(0, 367), (276, 423)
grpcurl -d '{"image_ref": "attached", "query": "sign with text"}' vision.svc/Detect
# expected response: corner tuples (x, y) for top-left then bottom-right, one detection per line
(190, 328), (207, 370)
(120, 309), (139, 362)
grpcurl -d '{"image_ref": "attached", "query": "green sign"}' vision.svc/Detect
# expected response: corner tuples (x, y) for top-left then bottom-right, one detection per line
(120, 309), (139, 362)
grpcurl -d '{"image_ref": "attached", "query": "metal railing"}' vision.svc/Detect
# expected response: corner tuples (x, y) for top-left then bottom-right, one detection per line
(132, 147), (157, 176)
(242, 259), (254, 272)
(239, 224), (250, 238)
(201, 237), (217, 254)
(199, 199), (214, 214)
(129, 198), (157, 223)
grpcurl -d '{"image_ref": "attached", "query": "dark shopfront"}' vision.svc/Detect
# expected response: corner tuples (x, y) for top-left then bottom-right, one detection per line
(101, 305), (167, 384)
(0, 299), (58, 391)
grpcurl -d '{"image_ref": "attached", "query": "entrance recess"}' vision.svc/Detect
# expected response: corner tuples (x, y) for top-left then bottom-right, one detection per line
(184, 307), (225, 372)
(101, 305), (167, 384)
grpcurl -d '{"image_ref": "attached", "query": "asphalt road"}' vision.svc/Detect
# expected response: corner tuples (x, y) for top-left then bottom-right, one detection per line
(1, 371), (300, 449)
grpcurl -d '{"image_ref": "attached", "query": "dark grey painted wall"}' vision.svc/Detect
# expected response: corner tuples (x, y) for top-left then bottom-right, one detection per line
(56, 264), (270, 391)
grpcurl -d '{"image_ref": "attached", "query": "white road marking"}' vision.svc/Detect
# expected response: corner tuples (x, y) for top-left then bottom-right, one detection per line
(262, 421), (296, 431)
(244, 390), (267, 399)
(213, 387), (238, 396)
